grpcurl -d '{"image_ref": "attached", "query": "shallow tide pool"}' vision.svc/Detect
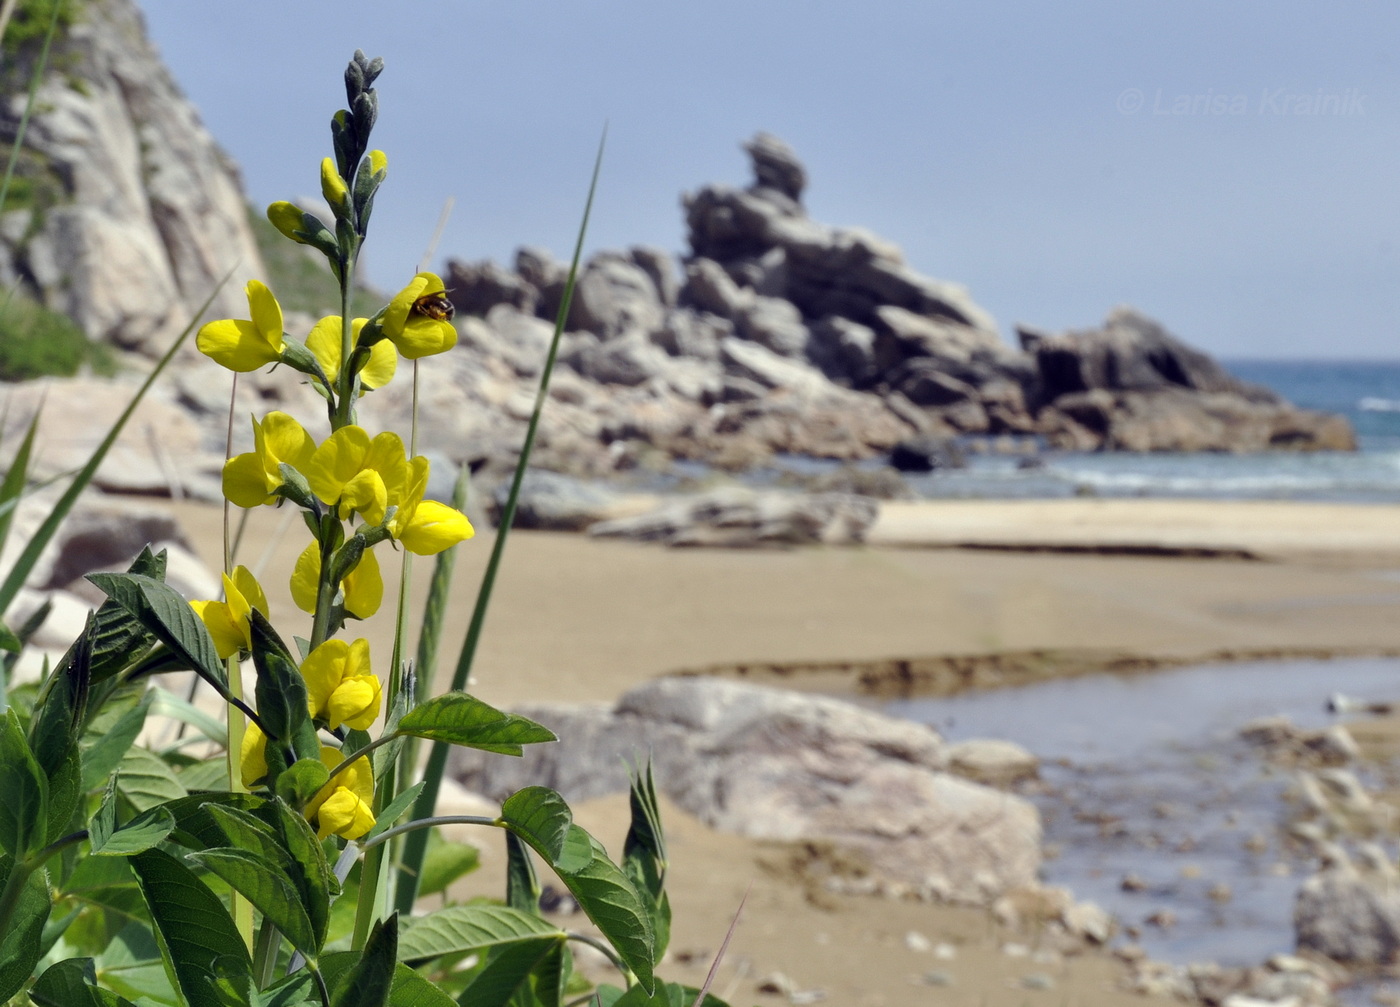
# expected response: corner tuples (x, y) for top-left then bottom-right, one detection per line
(887, 657), (1400, 967)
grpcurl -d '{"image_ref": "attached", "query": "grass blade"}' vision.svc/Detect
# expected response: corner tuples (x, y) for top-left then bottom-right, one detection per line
(396, 128), (605, 915)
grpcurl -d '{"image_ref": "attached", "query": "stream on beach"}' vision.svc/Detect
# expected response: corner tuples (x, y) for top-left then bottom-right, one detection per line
(886, 657), (1400, 976)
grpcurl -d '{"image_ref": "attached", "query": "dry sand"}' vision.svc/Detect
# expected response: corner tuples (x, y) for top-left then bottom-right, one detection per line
(169, 498), (1400, 1007)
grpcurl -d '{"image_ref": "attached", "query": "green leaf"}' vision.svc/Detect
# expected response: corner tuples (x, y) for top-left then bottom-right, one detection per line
(270, 798), (335, 948)
(504, 831), (540, 914)
(32, 957), (139, 1007)
(362, 780), (422, 843)
(176, 757), (230, 793)
(311, 952), (454, 1007)
(187, 847), (318, 958)
(0, 707), (46, 857)
(501, 787), (572, 863)
(416, 833), (479, 898)
(623, 763), (670, 961)
(0, 856), (49, 1002)
(0, 622), (20, 652)
(396, 693), (556, 756)
(395, 905), (562, 964)
(82, 691), (154, 791)
(551, 825), (654, 993)
(457, 937), (566, 1007)
(30, 609), (92, 776)
(0, 410), (40, 563)
(276, 757), (330, 809)
(129, 848), (252, 1007)
(157, 792), (270, 851)
(330, 913), (397, 1007)
(116, 746), (187, 812)
(44, 743), (82, 848)
(87, 573), (226, 693)
(92, 806), (175, 857)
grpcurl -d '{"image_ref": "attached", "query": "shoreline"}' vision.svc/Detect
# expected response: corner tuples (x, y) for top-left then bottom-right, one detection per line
(164, 497), (1400, 1006)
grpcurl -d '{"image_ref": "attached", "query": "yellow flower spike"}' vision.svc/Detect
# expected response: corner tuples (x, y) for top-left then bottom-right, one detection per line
(291, 540), (383, 619)
(195, 280), (286, 372)
(222, 412), (317, 508)
(302, 638), (381, 731)
(308, 428), (411, 524)
(307, 747), (375, 840)
(321, 156), (350, 212)
(305, 316), (396, 393)
(382, 272), (458, 359)
(240, 721), (269, 788)
(190, 566), (269, 659)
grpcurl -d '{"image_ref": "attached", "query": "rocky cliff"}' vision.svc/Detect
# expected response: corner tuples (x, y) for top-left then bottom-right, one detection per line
(0, 0), (264, 354)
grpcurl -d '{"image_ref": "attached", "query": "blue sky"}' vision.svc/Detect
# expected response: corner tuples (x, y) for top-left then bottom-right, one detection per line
(138, 1), (1400, 358)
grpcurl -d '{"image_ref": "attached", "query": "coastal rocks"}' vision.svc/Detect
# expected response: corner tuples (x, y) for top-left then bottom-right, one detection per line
(488, 470), (652, 532)
(0, 0), (265, 353)
(947, 738), (1040, 788)
(1025, 309), (1355, 452)
(1295, 860), (1400, 964)
(586, 487), (879, 546)
(449, 677), (1042, 904)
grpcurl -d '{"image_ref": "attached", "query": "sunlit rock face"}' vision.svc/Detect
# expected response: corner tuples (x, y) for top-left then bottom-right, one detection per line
(0, 0), (265, 354)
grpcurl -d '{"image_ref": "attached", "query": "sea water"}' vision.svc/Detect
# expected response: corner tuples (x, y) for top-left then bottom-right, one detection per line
(743, 360), (1400, 503)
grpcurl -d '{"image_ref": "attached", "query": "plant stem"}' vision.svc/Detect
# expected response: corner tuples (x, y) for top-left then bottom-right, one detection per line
(360, 814), (499, 852)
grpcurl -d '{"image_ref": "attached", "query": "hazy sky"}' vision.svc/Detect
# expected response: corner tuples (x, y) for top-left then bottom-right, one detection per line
(137, 2), (1400, 359)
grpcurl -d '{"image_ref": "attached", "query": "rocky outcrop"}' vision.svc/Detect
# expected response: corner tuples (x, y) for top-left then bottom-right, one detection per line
(449, 676), (1042, 905)
(0, 0), (265, 354)
(1023, 309), (1355, 452)
(587, 486), (879, 546)
(431, 134), (1350, 474)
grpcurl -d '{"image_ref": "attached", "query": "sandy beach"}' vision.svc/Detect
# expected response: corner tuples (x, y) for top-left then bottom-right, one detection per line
(169, 497), (1400, 1007)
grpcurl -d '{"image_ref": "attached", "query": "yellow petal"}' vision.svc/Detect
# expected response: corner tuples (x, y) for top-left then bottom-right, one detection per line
(302, 639), (349, 722)
(309, 426), (372, 506)
(291, 541), (320, 614)
(343, 549), (383, 620)
(240, 722), (269, 788)
(196, 318), (280, 372)
(328, 675), (381, 731)
(260, 412), (316, 475)
(359, 337), (397, 392)
(246, 280), (284, 348)
(306, 316), (344, 385)
(382, 273), (432, 340)
(392, 316), (457, 360)
(222, 452), (273, 508)
(369, 149), (387, 177)
(321, 156), (349, 210)
(231, 566), (268, 618)
(267, 201), (310, 244)
(400, 500), (475, 556)
(191, 598), (243, 661)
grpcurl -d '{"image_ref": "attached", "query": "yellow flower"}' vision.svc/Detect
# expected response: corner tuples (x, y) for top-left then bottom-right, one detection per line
(305, 316), (397, 394)
(321, 156), (349, 213)
(306, 427), (411, 524)
(386, 456), (475, 556)
(222, 412), (317, 509)
(368, 149), (387, 178)
(301, 638), (381, 731)
(307, 747), (375, 840)
(240, 720), (270, 788)
(195, 280), (286, 372)
(190, 566), (269, 660)
(290, 540), (383, 619)
(381, 272), (457, 359)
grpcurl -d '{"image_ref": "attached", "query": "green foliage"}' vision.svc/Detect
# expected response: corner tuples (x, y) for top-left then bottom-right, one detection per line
(0, 293), (112, 381)
(1, 0), (80, 53)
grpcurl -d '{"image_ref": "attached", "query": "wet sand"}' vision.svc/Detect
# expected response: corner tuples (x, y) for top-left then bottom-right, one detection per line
(170, 498), (1400, 1007)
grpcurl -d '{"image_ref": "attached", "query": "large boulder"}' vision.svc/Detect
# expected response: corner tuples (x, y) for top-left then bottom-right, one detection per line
(587, 486), (879, 547)
(450, 677), (1041, 903)
(1295, 860), (1400, 964)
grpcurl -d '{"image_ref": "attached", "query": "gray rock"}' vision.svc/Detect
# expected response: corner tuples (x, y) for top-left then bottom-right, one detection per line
(568, 254), (666, 338)
(489, 471), (635, 532)
(682, 258), (750, 319)
(948, 739), (1040, 788)
(451, 676), (1041, 904)
(485, 304), (555, 377)
(889, 436), (965, 473)
(628, 246), (679, 308)
(743, 132), (808, 202)
(1296, 863), (1400, 963)
(587, 487), (878, 547)
(807, 316), (879, 387)
(443, 258), (537, 317)
(720, 337), (829, 395)
(735, 295), (809, 357)
(651, 309), (730, 362)
(570, 333), (671, 387)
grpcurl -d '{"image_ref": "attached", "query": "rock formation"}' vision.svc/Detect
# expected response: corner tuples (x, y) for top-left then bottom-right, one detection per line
(449, 676), (1043, 905)
(0, 0), (265, 354)
(434, 132), (1352, 471)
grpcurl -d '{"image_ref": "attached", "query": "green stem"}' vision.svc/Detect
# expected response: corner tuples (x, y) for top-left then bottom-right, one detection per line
(308, 527), (338, 650)
(306, 960), (331, 1007)
(360, 814), (499, 853)
(567, 932), (630, 985)
(349, 832), (384, 951)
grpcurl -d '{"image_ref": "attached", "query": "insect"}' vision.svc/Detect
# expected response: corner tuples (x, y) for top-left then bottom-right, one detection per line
(411, 290), (455, 322)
